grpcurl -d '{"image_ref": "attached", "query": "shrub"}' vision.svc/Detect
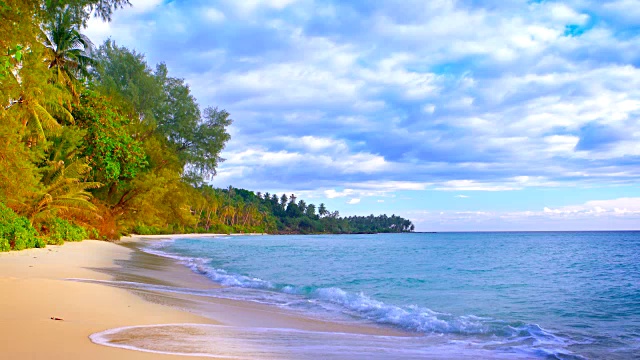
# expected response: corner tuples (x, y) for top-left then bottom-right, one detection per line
(210, 223), (232, 234)
(0, 203), (41, 250)
(0, 238), (10, 252)
(132, 224), (161, 235)
(47, 218), (88, 244)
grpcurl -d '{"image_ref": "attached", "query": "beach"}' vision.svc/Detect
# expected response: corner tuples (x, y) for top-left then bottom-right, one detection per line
(0, 239), (217, 359)
(0, 237), (407, 360)
(4, 233), (635, 359)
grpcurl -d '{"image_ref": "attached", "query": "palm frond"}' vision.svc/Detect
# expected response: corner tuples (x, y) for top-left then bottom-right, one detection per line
(27, 156), (102, 225)
(33, 102), (61, 132)
(26, 107), (46, 140)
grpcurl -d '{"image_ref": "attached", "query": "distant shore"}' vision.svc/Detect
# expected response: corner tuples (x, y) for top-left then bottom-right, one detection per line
(0, 236), (405, 359)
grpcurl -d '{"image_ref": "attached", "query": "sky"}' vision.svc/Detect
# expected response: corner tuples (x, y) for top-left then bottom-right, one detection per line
(85, 0), (640, 231)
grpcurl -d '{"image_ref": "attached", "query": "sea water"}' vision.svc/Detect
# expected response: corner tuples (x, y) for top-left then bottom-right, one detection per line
(95, 232), (640, 359)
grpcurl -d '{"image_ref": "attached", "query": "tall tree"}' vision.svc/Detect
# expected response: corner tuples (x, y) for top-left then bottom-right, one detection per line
(94, 47), (232, 181)
(318, 203), (328, 217)
(155, 63), (232, 180)
(42, 9), (95, 98)
(44, 0), (132, 26)
(25, 156), (101, 226)
(93, 40), (163, 125)
(298, 199), (306, 214)
(305, 203), (316, 218)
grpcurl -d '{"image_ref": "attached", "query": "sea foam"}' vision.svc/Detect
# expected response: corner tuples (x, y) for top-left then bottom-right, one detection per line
(138, 241), (586, 359)
(90, 323), (532, 360)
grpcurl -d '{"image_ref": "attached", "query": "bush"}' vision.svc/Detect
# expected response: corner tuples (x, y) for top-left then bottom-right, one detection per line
(46, 218), (88, 245)
(0, 238), (10, 252)
(0, 203), (41, 251)
(132, 224), (162, 235)
(210, 223), (232, 234)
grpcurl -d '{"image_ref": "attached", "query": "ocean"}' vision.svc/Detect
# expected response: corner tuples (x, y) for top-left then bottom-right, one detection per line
(93, 232), (640, 359)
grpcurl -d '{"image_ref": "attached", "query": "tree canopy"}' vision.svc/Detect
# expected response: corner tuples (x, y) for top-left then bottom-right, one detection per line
(0, 1), (413, 251)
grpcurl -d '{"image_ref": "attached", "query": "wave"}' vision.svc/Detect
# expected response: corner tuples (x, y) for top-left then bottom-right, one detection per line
(140, 242), (586, 359)
(90, 323), (538, 360)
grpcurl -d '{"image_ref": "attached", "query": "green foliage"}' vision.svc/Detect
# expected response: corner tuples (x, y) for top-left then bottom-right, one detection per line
(132, 224), (164, 236)
(0, 202), (43, 251)
(72, 90), (147, 183)
(0, 45), (23, 80)
(46, 217), (87, 244)
(0, 7), (409, 244)
(154, 64), (233, 179)
(94, 44), (232, 182)
(26, 156), (101, 225)
(44, 0), (132, 26)
(176, 186), (415, 236)
(0, 113), (42, 208)
(92, 40), (164, 124)
(0, 238), (10, 252)
(42, 9), (96, 97)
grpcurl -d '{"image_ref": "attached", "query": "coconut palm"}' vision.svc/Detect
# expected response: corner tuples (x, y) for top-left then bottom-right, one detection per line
(42, 9), (96, 98)
(26, 158), (101, 226)
(24, 132), (101, 225)
(5, 9), (93, 144)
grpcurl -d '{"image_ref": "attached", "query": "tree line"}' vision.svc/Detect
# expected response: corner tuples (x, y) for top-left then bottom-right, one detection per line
(0, 1), (413, 250)
(184, 186), (415, 235)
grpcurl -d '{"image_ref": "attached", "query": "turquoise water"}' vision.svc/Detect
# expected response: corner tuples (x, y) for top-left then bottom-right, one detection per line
(141, 232), (640, 359)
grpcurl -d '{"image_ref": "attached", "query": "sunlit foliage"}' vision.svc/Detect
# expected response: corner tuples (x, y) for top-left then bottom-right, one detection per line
(0, 1), (411, 250)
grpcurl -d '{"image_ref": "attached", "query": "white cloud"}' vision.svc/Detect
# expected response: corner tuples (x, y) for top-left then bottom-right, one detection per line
(129, 0), (163, 13)
(547, 3), (589, 24)
(320, 181), (429, 200)
(281, 135), (349, 152)
(202, 7), (226, 22)
(455, 195), (469, 198)
(422, 104), (436, 114)
(436, 180), (519, 191)
(85, 0), (640, 223)
(405, 197), (640, 231)
(325, 189), (355, 198)
(544, 197), (640, 215)
(347, 198), (361, 205)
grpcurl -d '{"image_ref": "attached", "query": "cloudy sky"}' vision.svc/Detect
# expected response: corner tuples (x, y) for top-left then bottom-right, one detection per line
(86, 0), (640, 231)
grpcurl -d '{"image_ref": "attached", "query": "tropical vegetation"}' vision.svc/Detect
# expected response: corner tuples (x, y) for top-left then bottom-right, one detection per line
(0, 1), (413, 251)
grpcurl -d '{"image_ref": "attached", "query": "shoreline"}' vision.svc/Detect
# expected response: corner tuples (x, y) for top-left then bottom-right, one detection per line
(0, 236), (409, 359)
(0, 240), (217, 360)
(116, 235), (411, 336)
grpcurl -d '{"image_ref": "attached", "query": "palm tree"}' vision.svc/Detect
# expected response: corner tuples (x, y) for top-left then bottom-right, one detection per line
(6, 8), (93, 145)
(319, 203), (328, 217)
(42, 9), (95, 98)
(23, 131), (101, 226)
(26, 158), (101, 226)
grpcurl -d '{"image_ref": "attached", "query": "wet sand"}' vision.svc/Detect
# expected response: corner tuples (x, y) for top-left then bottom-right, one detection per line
(0, 237), (408, 359)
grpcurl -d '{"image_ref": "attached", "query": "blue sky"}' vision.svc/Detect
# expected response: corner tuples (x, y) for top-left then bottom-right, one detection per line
(86, 0), (640, 231)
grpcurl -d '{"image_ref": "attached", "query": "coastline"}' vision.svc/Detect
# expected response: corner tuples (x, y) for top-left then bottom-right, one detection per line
(0, 236), (409, 359)
(0, 239), (217, 360)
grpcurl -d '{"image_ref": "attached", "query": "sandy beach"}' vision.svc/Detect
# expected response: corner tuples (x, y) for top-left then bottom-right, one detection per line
(0, 239), (219, 360)
(0, 237), (407, 360)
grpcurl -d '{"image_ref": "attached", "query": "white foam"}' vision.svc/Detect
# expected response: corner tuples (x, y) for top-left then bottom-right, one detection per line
(90, 323), (530, 360)
(135, 242), (579, 358)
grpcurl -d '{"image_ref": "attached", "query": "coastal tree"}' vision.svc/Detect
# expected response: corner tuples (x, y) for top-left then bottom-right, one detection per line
(298, 199), (306, 214)
(305, 203), (316, 218)
(318, 203), (328, 217)
(42, 9), (96, 98)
